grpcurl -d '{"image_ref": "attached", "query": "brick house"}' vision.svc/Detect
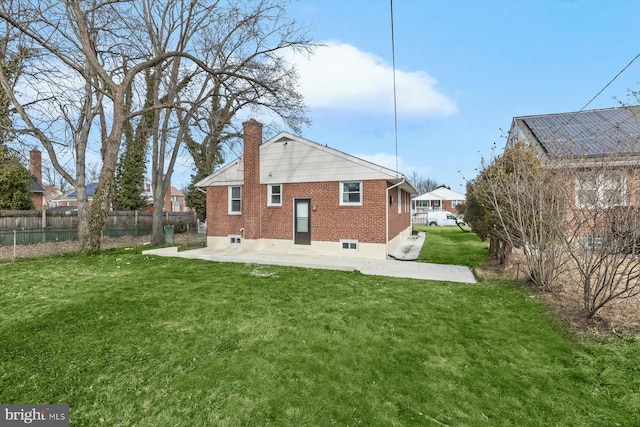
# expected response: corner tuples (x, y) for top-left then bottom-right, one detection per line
(507, 106), (640, 249)
(51, 182), (99, 209)
(141, 178), (186, 212)
(164, 185), (185, 212)
(52, 177), (185, 212)
(196, 119), (418, 259)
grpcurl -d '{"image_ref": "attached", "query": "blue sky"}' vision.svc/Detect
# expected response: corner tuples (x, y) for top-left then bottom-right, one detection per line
(239, 0), (640, 194)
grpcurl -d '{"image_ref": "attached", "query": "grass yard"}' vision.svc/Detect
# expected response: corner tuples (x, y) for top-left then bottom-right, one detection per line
(1, 248), (640, 426)
(415, 225), (489, 268)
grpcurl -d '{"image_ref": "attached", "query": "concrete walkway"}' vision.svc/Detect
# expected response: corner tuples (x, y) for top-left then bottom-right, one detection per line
(390, 232), (426, 261)
(142, 235), (476, 284)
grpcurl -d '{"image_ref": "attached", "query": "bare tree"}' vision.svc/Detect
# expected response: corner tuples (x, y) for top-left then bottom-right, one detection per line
(42, 164), (71, 194)
(470, 141), (568, 289)
(553, 160), (640, 318)
(407, 171), (441, 195)
(136, 0), (313, 244)
(474, 133), (640, 318)
(2, 0), (313, 252)
(0, 0), (103, 246)
(181, 0), (313, 223)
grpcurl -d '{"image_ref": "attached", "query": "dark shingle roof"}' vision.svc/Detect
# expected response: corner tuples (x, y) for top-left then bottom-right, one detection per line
(516, 106), (640, 158)
(30, 179), (45, 193)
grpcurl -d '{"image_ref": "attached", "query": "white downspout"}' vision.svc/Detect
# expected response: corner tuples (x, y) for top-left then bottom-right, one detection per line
(386, 178), (405, 258)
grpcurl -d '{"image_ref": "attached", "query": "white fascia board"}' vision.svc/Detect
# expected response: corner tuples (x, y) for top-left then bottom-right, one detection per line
(195, 158), (244, 187)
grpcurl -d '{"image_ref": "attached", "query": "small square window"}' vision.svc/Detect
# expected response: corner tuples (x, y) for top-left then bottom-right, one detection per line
(340, 181), (362, 206)
(268, 184), (282, 206)
(229, 235), (242, 245)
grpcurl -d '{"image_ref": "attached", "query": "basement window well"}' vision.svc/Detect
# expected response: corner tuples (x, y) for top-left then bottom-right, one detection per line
(340, 239), (359, 252)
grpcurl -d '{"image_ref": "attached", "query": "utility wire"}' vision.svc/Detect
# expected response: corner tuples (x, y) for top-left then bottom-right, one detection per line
(535, 51), (640, 150)
(578, 52), (640, 113)
(390, 0), (399, 175)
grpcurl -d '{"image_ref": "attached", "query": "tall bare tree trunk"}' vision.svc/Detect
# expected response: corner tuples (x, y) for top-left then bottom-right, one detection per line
(86, 105), (124, 254)
(151, 192), (165, 245)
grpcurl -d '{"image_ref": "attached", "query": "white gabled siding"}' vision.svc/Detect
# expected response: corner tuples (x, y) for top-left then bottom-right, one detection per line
(259, 136), (399, 184)
(196, 132), (415, 196)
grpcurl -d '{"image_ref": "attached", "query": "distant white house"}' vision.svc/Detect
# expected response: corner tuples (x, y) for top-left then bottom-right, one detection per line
(413, 186), (466, 213)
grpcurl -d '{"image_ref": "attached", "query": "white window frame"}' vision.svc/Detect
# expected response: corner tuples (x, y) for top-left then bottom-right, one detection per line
(575, 174), (626, 208)
(340, 181), (363, 206)
(268, 184), (282, 206)
(340, 239), (359, 252)
(229, 234), (242, 245)
(228, 185), (241, 214)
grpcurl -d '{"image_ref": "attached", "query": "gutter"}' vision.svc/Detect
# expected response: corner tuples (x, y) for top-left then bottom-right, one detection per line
(385, 178), (405, 258)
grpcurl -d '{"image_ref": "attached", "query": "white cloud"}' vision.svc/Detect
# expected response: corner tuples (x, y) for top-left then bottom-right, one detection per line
(289, 41), (457, 119)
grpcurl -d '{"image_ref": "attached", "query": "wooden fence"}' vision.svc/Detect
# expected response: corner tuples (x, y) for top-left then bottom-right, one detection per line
(0, 210), (196, 230)
(0, 210), (199, 247)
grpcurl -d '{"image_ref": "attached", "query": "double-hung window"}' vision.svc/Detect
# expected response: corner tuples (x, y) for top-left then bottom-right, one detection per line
(340, 181), (362, 206)
(228, 185), (241, 214)
(268, 184), (282, 206)
(576, 174), (625, 208)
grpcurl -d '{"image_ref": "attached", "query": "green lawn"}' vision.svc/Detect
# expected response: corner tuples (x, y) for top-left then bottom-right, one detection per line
(415, 225), (489, 268)
(1, 249), (640, 426)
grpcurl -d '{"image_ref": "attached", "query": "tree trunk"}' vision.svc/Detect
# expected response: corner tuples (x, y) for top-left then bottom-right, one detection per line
(75, 185), (90, 250)
(151, 200), (165, 245)
(85, 119), (123, 254)
(86, 173), (115, 254)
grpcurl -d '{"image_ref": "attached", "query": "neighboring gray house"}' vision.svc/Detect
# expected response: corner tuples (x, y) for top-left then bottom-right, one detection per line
(507, 106), (640, 160)
(507, 106), (640, 207)
(506, 106), (640, 248)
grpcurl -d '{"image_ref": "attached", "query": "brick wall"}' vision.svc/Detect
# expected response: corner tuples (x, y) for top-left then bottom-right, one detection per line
(206, 179), (412, 245)
(206, 185), (243, 236)
(203, 118), (412, 246)
(387, 187), (412, 240)
(31, 193), (44, 211)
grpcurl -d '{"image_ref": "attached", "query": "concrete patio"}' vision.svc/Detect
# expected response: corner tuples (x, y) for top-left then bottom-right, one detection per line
(143, 232), (476, 284)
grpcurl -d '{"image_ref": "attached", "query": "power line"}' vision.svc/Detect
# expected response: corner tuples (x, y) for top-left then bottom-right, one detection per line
(533, 51), (640, 152)
(390, 0), (399, 175)
(578, 52), (640, 113)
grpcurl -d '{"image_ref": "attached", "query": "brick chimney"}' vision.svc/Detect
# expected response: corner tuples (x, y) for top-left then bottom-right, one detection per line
(242, 119), (263, 240)
(30, 149), (42, 184)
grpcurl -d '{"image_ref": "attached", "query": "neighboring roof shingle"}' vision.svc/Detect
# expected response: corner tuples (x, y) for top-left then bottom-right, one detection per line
(55, 182), (99, 200)
(30, 179), (45, 193)
(515, 106), (640, 158)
